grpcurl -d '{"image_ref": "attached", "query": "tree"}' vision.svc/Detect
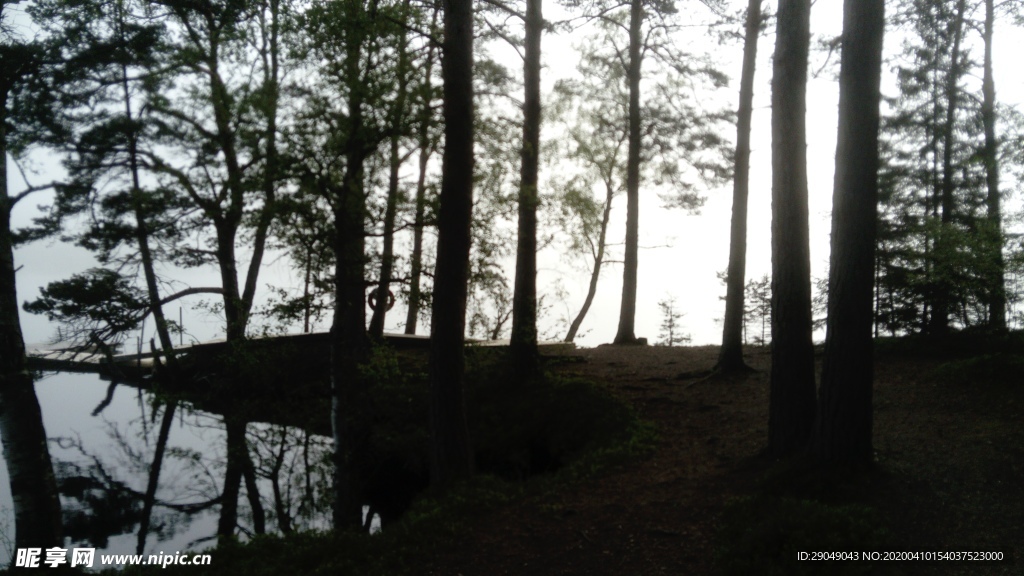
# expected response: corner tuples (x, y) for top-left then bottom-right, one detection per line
(717, 0), (763, 372)
(553, 9), (731, 345)
(811, 0), (884, 466)
(980, 0), (1005, 331)
(428, 0), (475, 486)
(403, 9), (441, 335)
(768, 0), (816, 457)
(139, 0), (288, 538)
(402, 40), (439, 335)
(509, 0), (544, 378)
(554, 176), (615, 344)
(875, 0), (1011, 335)
(369, 0), (416, 340)
(613, 0), (643, 344)
(293, 0), (439, 527)
(928, 0), (968, 334)
(298, 0), (374, 530)
(0, 0), (63, 549)
(656, 296), (689, 346)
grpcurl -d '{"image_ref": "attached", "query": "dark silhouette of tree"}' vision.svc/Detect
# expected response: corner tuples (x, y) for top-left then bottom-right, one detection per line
(767, 0), (816, 457)
(428, 0), (475, 486)
(811, 0), (885, 466)
(403, 11), (441, 335)
(717, 0), (763, 372)
(369, 0), (415, 340)
(303, 0), (375, 530)
(18, 0), (195, 547)
(148, 0), (286, 539)
(510, 0), (543, 379)
(0, 3), (63, 549)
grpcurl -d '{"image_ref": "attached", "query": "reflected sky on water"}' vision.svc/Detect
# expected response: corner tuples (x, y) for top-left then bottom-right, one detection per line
(0, 372), (342, 568)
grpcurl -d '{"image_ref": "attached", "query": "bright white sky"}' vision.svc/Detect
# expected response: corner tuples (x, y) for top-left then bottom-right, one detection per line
(10, 0), (1024, 348)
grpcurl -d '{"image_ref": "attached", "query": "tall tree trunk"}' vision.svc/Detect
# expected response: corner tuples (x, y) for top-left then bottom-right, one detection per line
(768, 0), (816, 458)
(811, 0), (884, 467)
(404, 136), (430, 335)
(428, 0), (475, 487)
(331, 0), (371, 529)
(981, 0), (1005, 332)
(0, 72), (63, 550)
(114, 3), (184, 551)
(510, 0), (543, 377)
(613, 0), (643, 345)
(215, 0), (281, 534)
(717, 0), (762, 372)
(929, 0), (966, 335)
(370, 0), (412, 339)
(565, 183), (614, 343)
(404, 11), (439, 336)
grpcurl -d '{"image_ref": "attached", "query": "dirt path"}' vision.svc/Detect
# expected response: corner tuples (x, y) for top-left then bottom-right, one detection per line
(422, 345), (1023, 575)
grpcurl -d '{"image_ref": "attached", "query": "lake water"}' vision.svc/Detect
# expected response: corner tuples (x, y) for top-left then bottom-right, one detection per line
(0, 371), (363, 569)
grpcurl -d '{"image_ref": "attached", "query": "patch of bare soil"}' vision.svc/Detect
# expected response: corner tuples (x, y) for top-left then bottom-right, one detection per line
(421, 345), (1023, 575)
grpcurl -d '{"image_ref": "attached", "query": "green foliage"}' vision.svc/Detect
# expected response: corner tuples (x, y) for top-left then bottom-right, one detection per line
(716, 496), (890, 576)
(23, 268), (148, 344)
(875, 0), (1024, 335)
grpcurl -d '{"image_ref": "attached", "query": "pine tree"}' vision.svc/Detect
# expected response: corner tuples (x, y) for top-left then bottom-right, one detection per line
(718, 0), (764, 372)
(0, 1), (63, 550)
(768, 0), (816, 457)
(429, 0), (475, 487)
(812, 0), (885, 466)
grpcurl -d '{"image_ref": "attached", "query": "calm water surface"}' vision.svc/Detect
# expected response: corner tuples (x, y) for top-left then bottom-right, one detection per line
(0, 371), (346, 569)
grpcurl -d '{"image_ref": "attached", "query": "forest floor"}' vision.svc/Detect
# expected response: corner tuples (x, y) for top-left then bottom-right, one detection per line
(420, 343), (1024, 576)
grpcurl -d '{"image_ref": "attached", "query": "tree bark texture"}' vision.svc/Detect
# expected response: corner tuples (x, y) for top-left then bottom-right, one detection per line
(812, 0), (884, 466)
(614, 0), (643, 344)
(510, 0), (543, 377)
(768, 0), (816, 457)
(428, 0), (475, 486)
(718, 0), (762, 372)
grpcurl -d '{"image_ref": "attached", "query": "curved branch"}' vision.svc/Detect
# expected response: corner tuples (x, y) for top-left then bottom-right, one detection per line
(158, 286), (225, 307)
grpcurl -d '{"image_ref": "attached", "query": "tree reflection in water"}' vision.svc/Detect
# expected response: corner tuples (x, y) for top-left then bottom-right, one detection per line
(40, 375), (336, 557)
